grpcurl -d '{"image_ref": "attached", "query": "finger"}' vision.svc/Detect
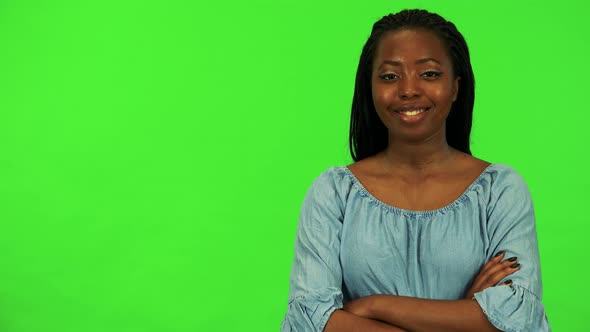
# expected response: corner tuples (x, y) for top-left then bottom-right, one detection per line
(480, 251), (505, 275)
(469, 254), (503, 291)
(493, 251), (505, 260)
(469, 253), (514, 293)
(476, 253), (506, 286)
(475, 257), (518, 288)
(499, 279), (513, 287)
(485, 259), (521, 286)
(484, 256), (517, 276)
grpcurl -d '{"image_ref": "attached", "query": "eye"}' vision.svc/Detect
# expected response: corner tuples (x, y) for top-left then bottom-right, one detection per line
(379, 73), (399, 81)
(421, 71), (442, 79)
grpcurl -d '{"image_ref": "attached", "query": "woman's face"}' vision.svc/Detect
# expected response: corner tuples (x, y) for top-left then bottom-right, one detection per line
(371, 28), (459, 144)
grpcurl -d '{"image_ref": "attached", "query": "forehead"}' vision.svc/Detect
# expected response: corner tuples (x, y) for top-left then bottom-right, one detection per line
(374, 28), (450, 64)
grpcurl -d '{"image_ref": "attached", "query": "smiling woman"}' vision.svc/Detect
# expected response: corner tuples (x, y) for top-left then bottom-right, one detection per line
(281, 9), (550, 332)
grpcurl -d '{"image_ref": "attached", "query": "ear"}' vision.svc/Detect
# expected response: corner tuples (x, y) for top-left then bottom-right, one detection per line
(452, 76), (460, 102)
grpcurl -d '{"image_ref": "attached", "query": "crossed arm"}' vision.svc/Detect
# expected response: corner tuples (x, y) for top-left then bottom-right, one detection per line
(326, 296), (498, 332)
(325, 252), (519, 332)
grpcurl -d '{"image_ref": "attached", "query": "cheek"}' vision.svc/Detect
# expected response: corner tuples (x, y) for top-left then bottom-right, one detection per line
(431, 85), (455, 104)
(371, 84), (392, 109)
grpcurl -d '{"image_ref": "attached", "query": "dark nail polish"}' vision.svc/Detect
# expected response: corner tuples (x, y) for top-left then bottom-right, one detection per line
(507, 257), (517, 262)
(495, 251), (504, 257)
(504, 279), (512, 284)
(511, 263), (520, 269)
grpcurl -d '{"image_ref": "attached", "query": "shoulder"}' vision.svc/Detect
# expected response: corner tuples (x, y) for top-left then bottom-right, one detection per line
(298, 166), (356, 221)
(311, 166), (353, 186)
(481, 164), (535, 215)
(484, 163), (531, 192)
(305, 166), (355, 201)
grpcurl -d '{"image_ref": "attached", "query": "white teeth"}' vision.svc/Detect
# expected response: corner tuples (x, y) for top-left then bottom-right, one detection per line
(399, 108), (427, 116)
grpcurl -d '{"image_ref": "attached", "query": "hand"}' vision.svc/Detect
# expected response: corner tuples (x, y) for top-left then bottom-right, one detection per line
(464, 251), (520, 299)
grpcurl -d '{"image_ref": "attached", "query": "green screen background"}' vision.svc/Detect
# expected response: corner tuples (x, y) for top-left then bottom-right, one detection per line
(0, 0), (587, 331)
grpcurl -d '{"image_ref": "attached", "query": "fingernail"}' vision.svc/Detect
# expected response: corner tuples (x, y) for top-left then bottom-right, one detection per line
(507, 257), (517, 262)
(504, 279), (512, 284)
(494, 251), (504, 257)
(511, 263), (520, 269)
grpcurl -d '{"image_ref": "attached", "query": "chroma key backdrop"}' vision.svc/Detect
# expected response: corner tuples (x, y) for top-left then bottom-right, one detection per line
(0, 0), (588, 331)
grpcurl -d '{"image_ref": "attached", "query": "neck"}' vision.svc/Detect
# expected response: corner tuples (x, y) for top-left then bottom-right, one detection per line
(381, 134), (456, 173)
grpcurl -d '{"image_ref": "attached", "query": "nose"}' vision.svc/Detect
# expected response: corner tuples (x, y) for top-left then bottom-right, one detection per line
(398, 76), (421, 98)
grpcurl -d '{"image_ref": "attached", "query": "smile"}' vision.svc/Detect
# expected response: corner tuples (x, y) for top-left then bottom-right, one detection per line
(394, 107), (430, 116)
(391, 106), (431, 124)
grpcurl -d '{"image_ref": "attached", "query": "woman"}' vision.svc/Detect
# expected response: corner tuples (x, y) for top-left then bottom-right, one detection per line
(281, 9), (550, 332)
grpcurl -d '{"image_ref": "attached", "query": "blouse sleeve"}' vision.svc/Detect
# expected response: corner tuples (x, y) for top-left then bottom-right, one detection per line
(473, 167), (551, 332)
(281, 169), (346, 332)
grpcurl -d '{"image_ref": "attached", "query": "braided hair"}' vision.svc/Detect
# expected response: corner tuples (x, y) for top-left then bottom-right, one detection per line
(349, 9), (475, 162)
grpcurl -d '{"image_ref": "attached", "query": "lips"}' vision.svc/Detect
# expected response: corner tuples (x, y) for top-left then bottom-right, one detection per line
(391, 105), (432, 124)
(394, 107), (431, 116)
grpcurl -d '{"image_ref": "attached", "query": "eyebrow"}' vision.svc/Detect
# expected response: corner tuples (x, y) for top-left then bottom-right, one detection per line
(381, 58), (441, 66)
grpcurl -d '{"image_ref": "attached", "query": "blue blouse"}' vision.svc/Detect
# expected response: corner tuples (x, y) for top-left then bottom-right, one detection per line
(281, 164), (550, 332)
